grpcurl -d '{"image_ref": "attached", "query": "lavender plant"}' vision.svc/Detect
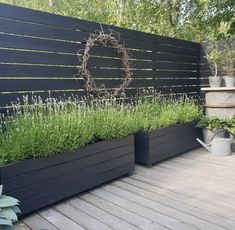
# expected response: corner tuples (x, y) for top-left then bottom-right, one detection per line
(0, 93), (202, 165)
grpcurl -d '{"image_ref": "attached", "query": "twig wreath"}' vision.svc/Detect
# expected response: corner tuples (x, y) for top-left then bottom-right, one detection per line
(78, 29), (133, 98)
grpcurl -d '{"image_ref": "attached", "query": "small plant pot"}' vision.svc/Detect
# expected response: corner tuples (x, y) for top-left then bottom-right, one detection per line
(208, 76), (222, 88)
(223, 76), (235, 87)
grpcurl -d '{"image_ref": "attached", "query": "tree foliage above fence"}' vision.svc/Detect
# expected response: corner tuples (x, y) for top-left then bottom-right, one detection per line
(1, 0), (235, 42)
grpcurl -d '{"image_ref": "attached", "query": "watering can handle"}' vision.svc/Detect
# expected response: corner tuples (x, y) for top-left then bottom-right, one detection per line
(210, 129), (235, 142)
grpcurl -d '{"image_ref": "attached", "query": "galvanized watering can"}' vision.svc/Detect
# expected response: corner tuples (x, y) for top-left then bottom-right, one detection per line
(196, 130), (233, 157)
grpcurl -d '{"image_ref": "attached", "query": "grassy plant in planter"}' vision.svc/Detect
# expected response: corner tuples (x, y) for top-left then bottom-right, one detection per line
(0, 185), (20, 230)
(0, 96), (138, 214)
(133, 94), (203, 166)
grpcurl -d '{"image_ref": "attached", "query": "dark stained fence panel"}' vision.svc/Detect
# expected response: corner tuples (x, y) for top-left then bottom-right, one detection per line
(0, 3), (201, 109)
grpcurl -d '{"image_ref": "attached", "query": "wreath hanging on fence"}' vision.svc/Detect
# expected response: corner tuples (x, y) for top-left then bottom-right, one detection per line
(77, 30), (133, 98)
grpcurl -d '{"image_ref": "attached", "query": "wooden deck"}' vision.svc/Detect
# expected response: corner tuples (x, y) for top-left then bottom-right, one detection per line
(17, 148), (235, 230)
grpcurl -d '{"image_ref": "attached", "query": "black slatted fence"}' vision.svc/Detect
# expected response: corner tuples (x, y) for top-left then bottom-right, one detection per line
(0, 3), (201, 109)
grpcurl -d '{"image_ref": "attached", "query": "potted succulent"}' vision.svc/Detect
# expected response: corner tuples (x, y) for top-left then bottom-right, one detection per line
(222, 45), (235, 87)
(0, 185), (20, 229)
(205, 44), (223, 87)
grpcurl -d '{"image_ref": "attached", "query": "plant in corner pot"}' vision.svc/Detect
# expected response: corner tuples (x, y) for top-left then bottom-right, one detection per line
(222, 44), (235, 87)
(0, 185), (20, 230)
(196, 117), (225, 143)
(205, 44), (223, 88)
(197, 117), (235, 151)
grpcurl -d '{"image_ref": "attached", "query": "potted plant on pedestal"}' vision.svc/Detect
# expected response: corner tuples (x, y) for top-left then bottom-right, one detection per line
(205, 44), (223, 87)
(222, 45), (235, 87)
(197, 117), (235, 152)
(196, 117), (225, 143)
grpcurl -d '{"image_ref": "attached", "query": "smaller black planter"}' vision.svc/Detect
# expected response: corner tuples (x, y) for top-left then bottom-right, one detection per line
(0, 135), (134, 215)
(135, 123), (202, 166)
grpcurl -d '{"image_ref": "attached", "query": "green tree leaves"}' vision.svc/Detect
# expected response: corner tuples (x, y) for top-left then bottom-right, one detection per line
(0, 0), (234, 41)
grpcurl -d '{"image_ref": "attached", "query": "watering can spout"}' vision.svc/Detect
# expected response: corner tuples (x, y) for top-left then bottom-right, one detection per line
(196, 138), (211, 152)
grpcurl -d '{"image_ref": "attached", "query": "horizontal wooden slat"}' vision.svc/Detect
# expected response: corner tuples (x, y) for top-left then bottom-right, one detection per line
(0, 33), (85, 53)
(87, 46), (198, 63)
(122, 39), (199, 56)
(131, 50), (198, 63)
(0, 33), (199, 59)
(0, 79), (156, 92)
(89, 58), (198, 70)
(89, 69), (199, 79)
(0, 79), (83, 92)
(154, 78), (199, 87)
(155, 86), (200, 94)
(0, 49), (78, 66)
(0, 64), (199, 78)
(0, 78), (199, 93)
(0, 64), (76, 78)
(0, 3), (200, 49)
(0, 49), (198, 70)
(0, 17), (89, 42)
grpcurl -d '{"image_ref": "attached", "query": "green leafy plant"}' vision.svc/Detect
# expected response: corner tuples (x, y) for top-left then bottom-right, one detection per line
(0, 185), (20, 230)
(197, 116), (235, 134)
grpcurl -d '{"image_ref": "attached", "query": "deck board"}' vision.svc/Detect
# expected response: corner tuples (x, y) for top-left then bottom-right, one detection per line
(17, 148), (235, 230)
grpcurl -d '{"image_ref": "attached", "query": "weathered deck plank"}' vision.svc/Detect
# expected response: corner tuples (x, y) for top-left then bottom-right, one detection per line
(18, 148), (235, 230)
(120, 177), (235, 229)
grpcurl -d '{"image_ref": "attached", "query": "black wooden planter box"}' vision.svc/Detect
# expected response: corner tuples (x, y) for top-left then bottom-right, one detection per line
(0, 135), (134, 215)
(134, 123), (202, 166)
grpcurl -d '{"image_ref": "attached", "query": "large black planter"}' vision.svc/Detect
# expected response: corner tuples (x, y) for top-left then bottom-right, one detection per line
(0, 135), (134, 215)
(135, 123), (202, 166)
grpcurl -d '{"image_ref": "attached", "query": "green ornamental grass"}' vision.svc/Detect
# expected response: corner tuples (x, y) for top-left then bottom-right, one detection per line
(0, 94), (202, 165)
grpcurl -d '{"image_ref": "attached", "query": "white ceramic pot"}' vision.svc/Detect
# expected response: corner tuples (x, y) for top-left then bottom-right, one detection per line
(223, 76), (235, 87)
(208, 76), (222, 88)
